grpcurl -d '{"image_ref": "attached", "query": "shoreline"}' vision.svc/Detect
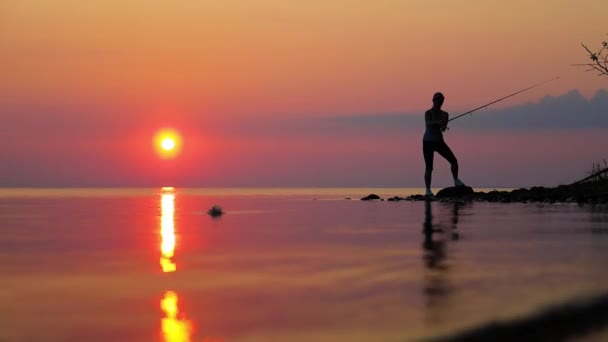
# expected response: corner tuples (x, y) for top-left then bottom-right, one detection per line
(360, 179), (608, 205)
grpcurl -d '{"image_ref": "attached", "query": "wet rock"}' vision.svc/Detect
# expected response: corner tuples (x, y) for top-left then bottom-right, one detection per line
(356, 178), (608, 204)
(510, 188), (531, 201)
(387, 196), (406, 201)
(436, 186), (475, 198)
(361, 194), (381, 201)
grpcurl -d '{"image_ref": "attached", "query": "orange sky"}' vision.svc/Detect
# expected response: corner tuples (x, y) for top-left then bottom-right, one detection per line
(1, 1), (606, 113)
(0, 1), (607, 187)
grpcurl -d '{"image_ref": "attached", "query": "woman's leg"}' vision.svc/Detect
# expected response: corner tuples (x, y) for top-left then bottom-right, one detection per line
(435, 141), (459, 181)
(423, 141), (434, 190)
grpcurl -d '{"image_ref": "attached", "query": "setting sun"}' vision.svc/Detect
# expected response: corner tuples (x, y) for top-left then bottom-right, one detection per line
(154, 129), (183, 159)
(161, 138), (176, 151)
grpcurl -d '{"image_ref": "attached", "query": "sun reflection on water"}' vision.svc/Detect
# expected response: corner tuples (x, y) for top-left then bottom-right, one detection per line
(158, 187), (223, 342)
(161, 291), (193, 342)
(159, 188), (192, 341)
(160, 187), (177, 273)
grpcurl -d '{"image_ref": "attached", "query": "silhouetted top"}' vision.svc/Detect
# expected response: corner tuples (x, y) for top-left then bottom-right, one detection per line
(423, 109), (448, 142)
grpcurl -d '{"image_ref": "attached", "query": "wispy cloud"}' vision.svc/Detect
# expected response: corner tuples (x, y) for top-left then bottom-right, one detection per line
(325, 89), (608, 134)
(452, 89), (608, 130)
(3, 89), (607, 141)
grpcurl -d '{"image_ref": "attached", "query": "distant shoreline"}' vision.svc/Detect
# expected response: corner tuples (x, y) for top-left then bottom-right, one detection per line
(1, 185), (606, 204)
(0, 187), (512, 199)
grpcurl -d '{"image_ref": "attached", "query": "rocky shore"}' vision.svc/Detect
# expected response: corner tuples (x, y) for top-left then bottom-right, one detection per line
(360, 179), (608, 204)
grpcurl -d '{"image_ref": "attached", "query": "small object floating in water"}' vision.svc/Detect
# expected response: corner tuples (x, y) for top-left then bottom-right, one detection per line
(207, 205), (224, 217)
(361, 194), (382, 201)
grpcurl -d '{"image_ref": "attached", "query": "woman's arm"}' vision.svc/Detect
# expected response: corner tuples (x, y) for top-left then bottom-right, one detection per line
(425, 111), (448, 127)
(440, 112), (449, 131)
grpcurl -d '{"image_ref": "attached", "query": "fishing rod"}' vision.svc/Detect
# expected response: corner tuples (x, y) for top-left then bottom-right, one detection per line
(448, 76), (559, 123)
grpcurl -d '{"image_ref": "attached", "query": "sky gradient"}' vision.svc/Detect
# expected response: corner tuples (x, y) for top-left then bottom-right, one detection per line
(1, 1), (607, 187)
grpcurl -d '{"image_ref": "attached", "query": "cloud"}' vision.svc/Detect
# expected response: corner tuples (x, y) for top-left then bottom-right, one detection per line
(452, 89), (608, 130)
(325, 89), (608, 134)
(3, 89), (606, 143)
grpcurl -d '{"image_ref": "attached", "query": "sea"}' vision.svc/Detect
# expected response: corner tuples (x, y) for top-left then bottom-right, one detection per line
(1, 187), (608, 341)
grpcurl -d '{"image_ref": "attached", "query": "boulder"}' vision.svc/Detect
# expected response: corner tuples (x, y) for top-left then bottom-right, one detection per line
(436, 186), (475, 198)
(407, 194), (426, 201)
(360, 194), (382, 201)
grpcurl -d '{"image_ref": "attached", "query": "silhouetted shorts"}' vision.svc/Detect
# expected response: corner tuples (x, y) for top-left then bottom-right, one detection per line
(423, 140), (457, 171)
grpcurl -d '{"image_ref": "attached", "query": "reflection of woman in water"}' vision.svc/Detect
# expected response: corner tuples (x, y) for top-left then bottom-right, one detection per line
(422, 201), (463, 323)
(423, 92), (465, 197)
(422, 201), (447, 269)
(422, 201), (462, 268)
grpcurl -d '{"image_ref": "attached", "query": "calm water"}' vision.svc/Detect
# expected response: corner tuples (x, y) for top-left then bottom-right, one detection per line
(1, 188), (608, 341)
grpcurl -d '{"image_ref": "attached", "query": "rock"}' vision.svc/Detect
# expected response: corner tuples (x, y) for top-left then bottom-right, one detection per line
(387, 196), (406, 201)
(436, 186), (475, 198)
(365, 180), (607, 204)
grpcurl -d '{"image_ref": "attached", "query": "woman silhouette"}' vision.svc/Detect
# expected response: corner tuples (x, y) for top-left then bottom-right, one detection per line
(423, 92), (465, 196)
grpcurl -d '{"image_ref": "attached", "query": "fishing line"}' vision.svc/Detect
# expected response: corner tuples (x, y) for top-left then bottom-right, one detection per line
(448, 77), (560, 123)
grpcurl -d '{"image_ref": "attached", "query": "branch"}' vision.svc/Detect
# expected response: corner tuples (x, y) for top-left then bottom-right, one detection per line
(577, 42), (608, 76)
(570, 167), (608, 186)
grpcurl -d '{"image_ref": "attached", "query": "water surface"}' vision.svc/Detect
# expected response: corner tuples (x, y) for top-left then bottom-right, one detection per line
(1, 188), (607, 341)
